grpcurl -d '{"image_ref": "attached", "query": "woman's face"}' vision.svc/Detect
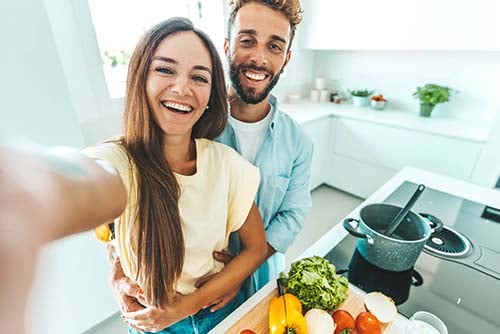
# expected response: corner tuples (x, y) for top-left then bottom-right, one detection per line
(146, 31), (212, 139)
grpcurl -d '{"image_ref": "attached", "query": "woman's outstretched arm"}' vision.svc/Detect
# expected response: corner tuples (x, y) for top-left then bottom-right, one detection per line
(0, 143), (127, 242)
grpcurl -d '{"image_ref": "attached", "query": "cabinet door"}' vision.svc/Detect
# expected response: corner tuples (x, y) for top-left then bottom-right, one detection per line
(333, 118), (482, 181)
(302, 117), (332, 190)
(299, 0), (500, 50)
(329, 154), (397, 198)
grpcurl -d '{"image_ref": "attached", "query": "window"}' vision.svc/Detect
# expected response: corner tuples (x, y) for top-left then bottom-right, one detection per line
(87, 0), (225, 99)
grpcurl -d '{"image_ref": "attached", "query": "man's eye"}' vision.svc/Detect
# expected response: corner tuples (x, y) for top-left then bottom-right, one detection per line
(193, 75), (209, 83)
(240, 38), (254, 45)
(269, 43), (282, 52)
(156, 67), (173, 74)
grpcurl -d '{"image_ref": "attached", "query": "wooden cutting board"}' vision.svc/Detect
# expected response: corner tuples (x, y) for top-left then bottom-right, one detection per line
(227, 288), (391, 333)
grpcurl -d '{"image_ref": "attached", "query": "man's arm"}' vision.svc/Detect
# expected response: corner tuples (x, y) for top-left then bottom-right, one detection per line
(106, 244), (145, 313)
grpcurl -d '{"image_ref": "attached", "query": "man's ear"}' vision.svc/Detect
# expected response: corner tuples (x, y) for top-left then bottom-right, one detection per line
(224, 38), (230, 57)
(281, 50), (292, 72)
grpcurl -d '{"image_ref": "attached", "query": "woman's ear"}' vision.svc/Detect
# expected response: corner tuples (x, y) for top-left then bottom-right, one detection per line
(224, 38), (230, 57)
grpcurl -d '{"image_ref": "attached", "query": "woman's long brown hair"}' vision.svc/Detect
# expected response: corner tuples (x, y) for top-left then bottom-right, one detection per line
(120, 17), (227, 308)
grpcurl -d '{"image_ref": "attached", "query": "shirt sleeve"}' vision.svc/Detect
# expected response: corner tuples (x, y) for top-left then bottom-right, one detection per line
(265, 131), (314, 254)
(81, 143), (129, 182)
(81, 143), (129, 243)
(227, 150), (260, 232)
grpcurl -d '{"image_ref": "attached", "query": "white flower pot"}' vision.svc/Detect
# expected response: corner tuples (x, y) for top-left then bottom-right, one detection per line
(352, 95), (369, 107)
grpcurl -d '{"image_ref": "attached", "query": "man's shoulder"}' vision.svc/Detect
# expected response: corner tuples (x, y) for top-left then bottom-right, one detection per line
(274, 110), (313, 146)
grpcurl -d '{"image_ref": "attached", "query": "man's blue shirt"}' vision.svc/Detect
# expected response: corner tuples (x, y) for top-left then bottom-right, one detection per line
(216, 95), (314, 297)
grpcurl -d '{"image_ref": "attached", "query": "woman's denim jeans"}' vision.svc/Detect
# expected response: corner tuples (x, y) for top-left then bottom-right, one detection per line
(128, 291), (244, 334)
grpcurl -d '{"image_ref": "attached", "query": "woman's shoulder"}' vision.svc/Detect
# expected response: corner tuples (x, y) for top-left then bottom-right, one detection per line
(82, 139), (129, 167)
(197, 138), (257, 172)
(197, 138), (241, 161)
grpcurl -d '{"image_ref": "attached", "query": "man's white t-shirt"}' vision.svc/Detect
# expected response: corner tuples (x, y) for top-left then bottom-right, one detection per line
(228, 106), (274, 164)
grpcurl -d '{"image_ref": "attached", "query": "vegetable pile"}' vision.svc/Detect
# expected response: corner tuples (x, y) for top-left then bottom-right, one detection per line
(281, 256), (349, 311)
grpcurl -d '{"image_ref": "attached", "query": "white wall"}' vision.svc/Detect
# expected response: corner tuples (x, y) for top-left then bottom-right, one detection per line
(0, 0), (84, 147)
(313, 50), (500, 124)
(0, 1), (118, 333)
(273, 48), (316, 103)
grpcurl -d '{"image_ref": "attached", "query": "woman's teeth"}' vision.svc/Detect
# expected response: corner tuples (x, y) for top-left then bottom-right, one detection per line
(243, 71), (266, 81)
(162, 101), (194, 113)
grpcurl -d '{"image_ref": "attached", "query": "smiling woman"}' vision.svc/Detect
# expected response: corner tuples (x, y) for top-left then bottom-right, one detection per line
(82, 17), (267, 334)
(146, 32), (212, 138)
(1, 15), (267, 334)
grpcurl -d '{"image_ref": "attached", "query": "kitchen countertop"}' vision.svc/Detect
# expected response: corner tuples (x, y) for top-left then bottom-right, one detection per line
(281, 100), (491, 143)
(210, 166), (500, 333)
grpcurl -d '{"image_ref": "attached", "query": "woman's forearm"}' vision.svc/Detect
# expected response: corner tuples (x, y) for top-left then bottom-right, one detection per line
(0, 143), (127, 242)
(185, 203), (267, 313)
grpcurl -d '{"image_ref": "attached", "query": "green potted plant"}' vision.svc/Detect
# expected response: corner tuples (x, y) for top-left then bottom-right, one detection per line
(412, 83), (452, 117)
(349, 89), (374, 107)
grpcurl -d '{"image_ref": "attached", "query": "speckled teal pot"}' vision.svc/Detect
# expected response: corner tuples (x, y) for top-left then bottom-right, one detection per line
(343, 203), (442, 271)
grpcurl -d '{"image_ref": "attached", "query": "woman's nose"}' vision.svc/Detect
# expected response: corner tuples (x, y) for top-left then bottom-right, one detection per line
(170, 76), (192, 96)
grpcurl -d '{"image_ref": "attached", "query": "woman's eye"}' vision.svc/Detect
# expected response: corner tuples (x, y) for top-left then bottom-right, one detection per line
(156, 67), (173, 75)
(193, 75), (209, 84)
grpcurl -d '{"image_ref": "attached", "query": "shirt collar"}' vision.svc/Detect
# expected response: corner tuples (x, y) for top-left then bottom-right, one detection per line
(268, 94), (280, 133)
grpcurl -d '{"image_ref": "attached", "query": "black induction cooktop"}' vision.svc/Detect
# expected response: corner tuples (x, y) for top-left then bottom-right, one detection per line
(325, 181), (500, 334)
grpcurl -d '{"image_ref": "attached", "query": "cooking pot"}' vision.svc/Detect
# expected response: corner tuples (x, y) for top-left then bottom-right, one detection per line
(343, 203), (443, 271)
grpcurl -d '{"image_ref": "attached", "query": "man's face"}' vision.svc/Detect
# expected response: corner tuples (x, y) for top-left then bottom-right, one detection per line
(225, 2), (291, 104)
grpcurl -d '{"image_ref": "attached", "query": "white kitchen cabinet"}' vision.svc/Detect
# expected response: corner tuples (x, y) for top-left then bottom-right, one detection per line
(326, 118), (483, 197)
(299, 0), (500, 50)
(329, 154), (396, 198)
(302, 117), (332, 190)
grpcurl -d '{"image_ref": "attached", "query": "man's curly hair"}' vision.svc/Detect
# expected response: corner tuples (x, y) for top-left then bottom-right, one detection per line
(227, 0), (304, 49)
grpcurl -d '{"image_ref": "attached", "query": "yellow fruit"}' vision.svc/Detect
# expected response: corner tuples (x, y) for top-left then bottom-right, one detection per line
(93, 224), (112, 242)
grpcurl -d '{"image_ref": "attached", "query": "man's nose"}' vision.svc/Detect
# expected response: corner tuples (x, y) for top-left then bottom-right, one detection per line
(249, 45), (267, 67)
(170, 76), (192, 96)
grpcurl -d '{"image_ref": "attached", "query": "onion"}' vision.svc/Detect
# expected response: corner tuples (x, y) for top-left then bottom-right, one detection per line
(363, 292), (397, 324)
(304, 308), (336, 334)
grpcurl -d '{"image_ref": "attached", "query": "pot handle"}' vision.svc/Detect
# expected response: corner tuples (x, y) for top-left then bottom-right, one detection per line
(411, 269), (424, 287)
(343, 218), (367, 238)
(419, 213), (444, 233)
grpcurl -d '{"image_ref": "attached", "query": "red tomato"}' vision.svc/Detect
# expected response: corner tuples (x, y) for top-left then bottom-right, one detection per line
(239, 330), (256, 334)
(332, 309), (355, 334)
(355, 312), (381, 334)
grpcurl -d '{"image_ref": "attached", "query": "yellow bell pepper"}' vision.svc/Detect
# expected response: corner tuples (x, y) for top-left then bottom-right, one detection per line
(93, 223), (113, 242)
(268, 292), (307, 334)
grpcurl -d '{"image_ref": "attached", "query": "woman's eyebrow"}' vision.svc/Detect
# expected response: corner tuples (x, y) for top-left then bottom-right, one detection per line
(152, 56), (177, 64)
(193, 65), (211, 75)
(152, 56), (211, 75)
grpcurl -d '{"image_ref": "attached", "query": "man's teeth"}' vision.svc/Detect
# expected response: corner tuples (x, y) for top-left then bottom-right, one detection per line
(162, 101), (193, 112)
(243, 71), (266, 81)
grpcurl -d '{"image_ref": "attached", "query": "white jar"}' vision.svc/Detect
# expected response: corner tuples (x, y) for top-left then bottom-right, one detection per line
(315, 76), (325, 90)
(310, 89), (320, 102)
(319, 89), (329, 102)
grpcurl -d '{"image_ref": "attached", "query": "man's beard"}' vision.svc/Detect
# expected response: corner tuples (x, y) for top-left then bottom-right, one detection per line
(229, 63), (281, 104)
